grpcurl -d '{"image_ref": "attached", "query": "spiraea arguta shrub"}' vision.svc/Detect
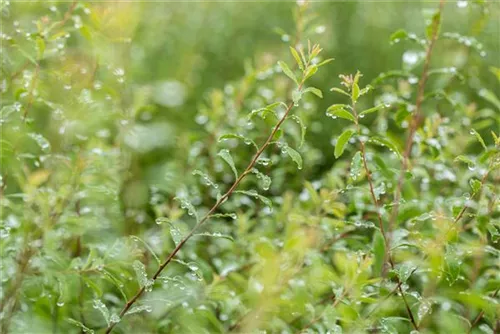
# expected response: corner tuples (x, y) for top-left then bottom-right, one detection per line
(0, 1), (498, 333)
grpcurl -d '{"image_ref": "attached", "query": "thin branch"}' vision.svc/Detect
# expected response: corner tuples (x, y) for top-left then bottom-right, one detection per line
(105, 80), (307, 334)
(351, 102), (419, 331)
(388, 0), (446, 237)
(467, 288), (499, 334)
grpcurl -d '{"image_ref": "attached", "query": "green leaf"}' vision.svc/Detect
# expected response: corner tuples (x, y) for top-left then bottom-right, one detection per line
(192, 170), (221, 194)
(132, 260), (153, 290)
(218, 149), (238, 178)
(359, 104), (386, 117)
(330, 87), (351, 97)
(250, 168), (272, 191)
(303, 65), (318, 81)
(278, 60), (298, 85)
(174, 197), (199, 221)
(372, 230), (386, 276)
(67, 319), (95, 333)
(303, 87), (323, 98)
(334, 129), (355, 159)
(396, 263), (416, 283)
(454, 155), (475, 168)
(317, 58), (334, 67)
(351, 83), (360, 102)
(289, 46), (304, 71)
(93, 299), (110, 325)
(350, 151), (363, 180)
(289, 115), (306, 148)
(478, 88), (500, 111)
(193, 232), (234, 242)
(285, 146), (303, 169)
(390, 29), (408, 43)
(168, 223), (185, 247)
(490, 66), (500, 82)
(36, 36), (45, 60)
(326, 107), (356, 123)
(292, 89), (302, 105)
(218, 133), (258, 150)
(368, 136), (402, 159)
(469, 178), (481, 194)
(426, 11), (441, 40)
(470, 128), (487, 150)
(235, 190), (273, 209)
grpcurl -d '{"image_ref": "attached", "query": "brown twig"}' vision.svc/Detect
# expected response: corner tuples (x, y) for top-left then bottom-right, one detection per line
(467, 288), (499, 334)
(105, 77), (309, 333)
(351, 100), (419, 330)
(387, 0), (446, 238)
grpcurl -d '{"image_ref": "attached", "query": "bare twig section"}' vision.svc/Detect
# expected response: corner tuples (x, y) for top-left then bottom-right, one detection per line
(50, 0), (78, 33)
(105, 79), (307, 333)
(467, 288), (499, 334)
(388, 0), (446, 236)
(351, 104), (419, 331)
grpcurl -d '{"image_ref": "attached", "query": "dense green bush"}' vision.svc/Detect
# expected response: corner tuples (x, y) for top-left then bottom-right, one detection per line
(1, 1), (499, 333)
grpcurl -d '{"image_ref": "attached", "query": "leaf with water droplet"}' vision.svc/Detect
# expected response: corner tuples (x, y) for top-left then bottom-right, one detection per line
(125, 305), (153, 316)
(327, 105), (356, 122)
(330, 87), (351, 97)
(417, 299), (433, 324)
(396, 263), (416, 283)
(174, 197), (199, 222)
(218, 134), (258, 150)
(334, 129), (355, 159)
(278, 60), (298, 85)
(173, 259), (204, 280)
(132, 260), (153, 291)
(288, 115), (306, 148)
(28, 133), (51, 152)
(217, 149), (238, 179)
(454, 155), (475, 170)
(390, 29), (408, 43)
(284, 146), (303, 169)
(303, 86), (323, 98)
(250, 168), (272, 191)
(192, 170), (221, 197)
(67, 319), (95, 333)
(168, 223), (185, 247)
(374, 182), (386, 200)
(155, 217), (171, 225)
(368, 136), (402, 159)
(235, 190), (272, 209)
(209, 212), (238, 220)
(350, 151), (363, 180)
(92, 299), (110, 325)
(193, 232), (234, 242)
(359, 104), (386, 117)
(130, 235), (160, 264)
(292, 89), (302, 106)
(470, 128), (487, 150)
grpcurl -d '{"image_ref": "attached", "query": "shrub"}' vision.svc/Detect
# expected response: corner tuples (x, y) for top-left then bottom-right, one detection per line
(1, 1), (499, 333)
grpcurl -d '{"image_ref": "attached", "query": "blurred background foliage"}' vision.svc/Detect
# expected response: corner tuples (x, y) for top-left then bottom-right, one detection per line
(1, 0), (499, 333)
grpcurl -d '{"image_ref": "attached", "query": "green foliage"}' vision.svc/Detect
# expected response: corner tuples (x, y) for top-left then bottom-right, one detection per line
(1, 1), (499, 334)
